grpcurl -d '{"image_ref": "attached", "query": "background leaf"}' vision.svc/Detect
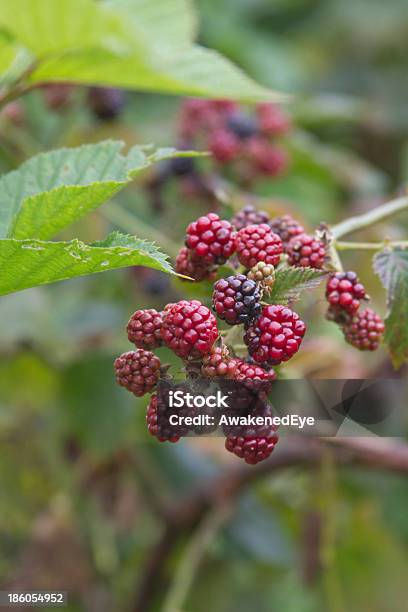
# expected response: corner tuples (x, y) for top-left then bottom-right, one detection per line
(0, 0), (284, 102)
(1, 141), (195, 240)
(373, 248), (408, 368)
(268, 266), (326, 304)
(0, 232), (173, 296)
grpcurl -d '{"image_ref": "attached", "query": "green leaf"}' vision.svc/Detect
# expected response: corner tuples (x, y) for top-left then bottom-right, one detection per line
(104, 0), (197, 52)
(30, 44), (280, 102)
(0, 0), (284, 102)
(1, 140), (194, 240)
(268, 266), (326, 304)
(0, 232), (173, 297)
(0, 0), (130, 57)
(373, 248), (408, 368)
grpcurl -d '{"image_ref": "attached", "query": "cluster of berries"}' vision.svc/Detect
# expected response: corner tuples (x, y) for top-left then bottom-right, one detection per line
(114, 289), (285, 464)
(176, 207), (327, 281)
(115, 206), (385, 465)
(325, 271), (384, 350)
(179, 98), (291, 181)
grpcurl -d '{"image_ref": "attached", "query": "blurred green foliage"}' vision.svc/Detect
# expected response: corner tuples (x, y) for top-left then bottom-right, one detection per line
(0, 1), (407, 611)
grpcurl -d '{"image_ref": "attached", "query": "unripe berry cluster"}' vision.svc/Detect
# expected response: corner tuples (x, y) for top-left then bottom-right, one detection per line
(324, 270), (384, 351)
(115, 203), (386, 464)
(178, 98), (291, 182)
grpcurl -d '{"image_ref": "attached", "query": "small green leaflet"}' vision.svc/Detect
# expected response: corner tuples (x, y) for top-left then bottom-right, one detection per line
(268, 266), (326, 304)
(0, 232), (173, 297)
(373, 248), (408, 368)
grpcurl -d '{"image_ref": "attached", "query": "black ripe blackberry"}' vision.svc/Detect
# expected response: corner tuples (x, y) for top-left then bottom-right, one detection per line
(227, 112), (259, 140)
(212, 274), (261, 325)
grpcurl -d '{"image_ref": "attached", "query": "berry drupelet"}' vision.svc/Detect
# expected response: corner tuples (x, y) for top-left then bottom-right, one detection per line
(185, 213), (236, 265)
(212, 274), (261, 326)
(269, 214), (305, 247)
(231, 204), (270, 231)
(161, 300), (218, 359)
(236, 224), (283, 269)
(127, 309), (163, 349)
(343, 308), (385, 351)
(244, 304), (306, 365)
(287, 233), (326, 269)
(326, 271), (368, 317)
(114, 350), (161, 396)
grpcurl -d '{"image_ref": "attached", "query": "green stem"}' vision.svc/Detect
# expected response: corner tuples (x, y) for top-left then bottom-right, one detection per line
(331, 196), (408, 239)
(320, 449), (345, 612)
(100, 202), (180, 258)
(336, 240), (408, 251)
(162, 505), (230, 612)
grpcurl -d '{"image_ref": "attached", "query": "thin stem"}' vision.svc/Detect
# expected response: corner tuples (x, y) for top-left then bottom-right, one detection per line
(336, 240), (408, 251)
(162, 504), (230, 612)
(331, 196), (408, 239)
(328, 242), (344, 272)
(320, 449), (345, 612)
(101, 202), (180, 258)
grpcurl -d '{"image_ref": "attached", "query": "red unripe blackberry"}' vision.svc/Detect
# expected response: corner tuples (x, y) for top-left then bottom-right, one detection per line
(287, 233), (326, 269)
(114, 350), (161, 396)
(326, 271), (367, 316)
(146, 394), (180, 443)
(225, 433), (279, 464)
(231, 204), (270, 231)
(236, 224), (283, 268)
(179, 99), (214, 138)
(208, 129), (240, 162)
(248, 139), (289, 176)
(211, 99), (239, 113)
(212, 274), (261, 325)
(256, 103), (291, 136)
(343, 308), (385, 351)
(201, 346), (238, 378)
(185, 213), (236, 265)
(269, 214), (305, 247)
(127, 309), (163, 349)
(231, 358), (276, 394)
(175, 247), (217, 282)
(244, 304), (306, 365)
(161, 300), (218, 359)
